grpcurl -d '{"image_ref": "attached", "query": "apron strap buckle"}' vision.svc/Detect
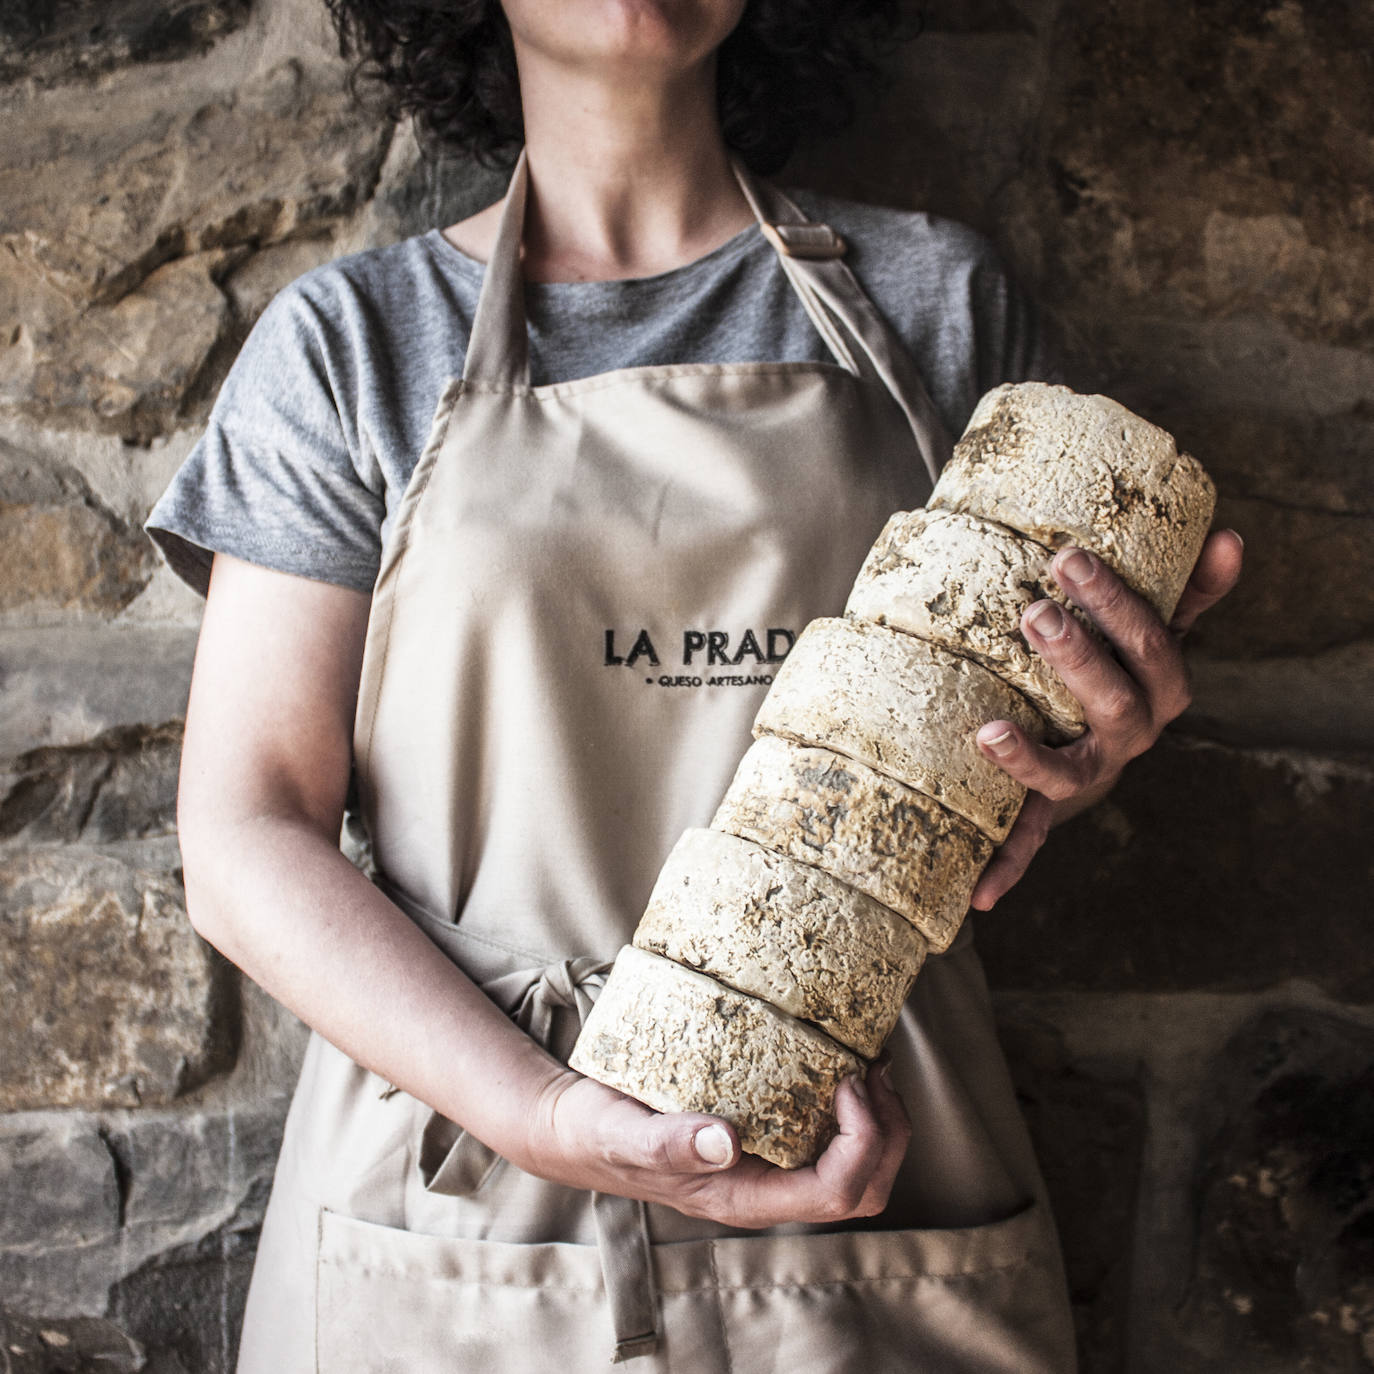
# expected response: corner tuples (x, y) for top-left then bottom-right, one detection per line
(760, 220), (848, 260)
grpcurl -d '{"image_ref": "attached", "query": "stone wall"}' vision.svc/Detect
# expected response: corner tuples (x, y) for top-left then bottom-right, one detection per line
(1, 1), (1369, 1369)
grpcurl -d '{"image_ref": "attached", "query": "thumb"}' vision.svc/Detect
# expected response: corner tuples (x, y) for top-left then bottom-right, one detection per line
(628, 1112), (739, 1174)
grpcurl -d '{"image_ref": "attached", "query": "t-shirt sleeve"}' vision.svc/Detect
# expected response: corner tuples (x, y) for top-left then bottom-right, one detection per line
(145, 278), (385, 598)
(967, 247), (1065, 399)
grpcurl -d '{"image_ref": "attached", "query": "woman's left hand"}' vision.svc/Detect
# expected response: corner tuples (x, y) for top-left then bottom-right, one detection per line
(968, 528), (1244, 910)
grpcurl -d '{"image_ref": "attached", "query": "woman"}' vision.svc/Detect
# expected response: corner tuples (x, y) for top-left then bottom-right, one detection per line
(149, 1), (1242, 1368)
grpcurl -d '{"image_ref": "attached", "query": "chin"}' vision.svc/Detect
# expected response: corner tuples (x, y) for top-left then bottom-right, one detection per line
(504, 0), (748, 73)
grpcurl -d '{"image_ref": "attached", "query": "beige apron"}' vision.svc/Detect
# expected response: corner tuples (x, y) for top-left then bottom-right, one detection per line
(234, 153), (1077, 1372)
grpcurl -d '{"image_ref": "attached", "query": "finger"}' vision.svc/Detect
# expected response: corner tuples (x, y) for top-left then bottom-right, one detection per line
(1046, 551), (1191, 725)
(1169, 529), (1244, 635)
(968, 792), (1054, 910)
(850, 1062), (912, 1217)
(976, 718), (1091, 802)
(721, 1076), (885, 1226)
(809, 1075), (889, 1214)
(603, 1103), (740, 1176)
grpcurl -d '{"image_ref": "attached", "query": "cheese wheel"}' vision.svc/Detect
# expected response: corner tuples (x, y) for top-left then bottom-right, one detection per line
(570, 945), (862, 1169)
(711, 736), (990, 953)
(754, 617), (1045, 843)
(846, 508), (1093, 741)
(930, 382), (1216, 622)
(634, 828), (924, 1058)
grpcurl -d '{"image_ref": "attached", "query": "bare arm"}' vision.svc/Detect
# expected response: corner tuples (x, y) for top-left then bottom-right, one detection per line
(178, 553), (910, 1227)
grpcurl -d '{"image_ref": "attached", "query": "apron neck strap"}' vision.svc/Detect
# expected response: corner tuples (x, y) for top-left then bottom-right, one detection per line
(460, 148), (951, 485)
(462, 147), (535, 389)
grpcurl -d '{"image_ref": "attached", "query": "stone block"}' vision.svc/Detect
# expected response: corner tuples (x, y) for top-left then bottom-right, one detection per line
(0, 60), (389, 438)
(0, 626), (198, 757)
(1025, 0), (1374, 348)
(0, 1120), (119, 1252)
(0, 444), (154, 613)
(1168, 1009), (1374, 1371)
(0, 248), (234, 446)
(0, 0), (249, 86)
(999, 1015), (1144, 1374)
(0, 1310), (143, 1374)
(111, 1220), (258, 1374)
(106, 1104), (285, 1241)
(1188, 641), (1374, 754)
(980, 736), (1374, 1000)
(0, 722), (182, 844)
(1183, 495), (1372, 661)
(0, 842), (236, 1109)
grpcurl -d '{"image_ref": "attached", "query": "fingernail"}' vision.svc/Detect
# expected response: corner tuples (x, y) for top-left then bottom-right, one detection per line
(979, 727), (1017, 758)
(693, 1124), (733, 1166)
(1228, 530), (1244, 552)
(848, 1074), (869, 1106)
(873, 1061), (891, 1088)
(1024, 600), (1067, 639)
(1058, 549), (1097, 584)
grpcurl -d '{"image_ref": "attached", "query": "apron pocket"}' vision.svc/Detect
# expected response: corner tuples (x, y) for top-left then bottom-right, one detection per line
(658, 1201), (1074, 1374)
(316, 1201), (1072, 1374)
(316, 1209), (638, 1372)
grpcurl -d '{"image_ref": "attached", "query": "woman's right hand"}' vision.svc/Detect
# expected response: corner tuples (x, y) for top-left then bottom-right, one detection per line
(519, 1064), (912, 1229)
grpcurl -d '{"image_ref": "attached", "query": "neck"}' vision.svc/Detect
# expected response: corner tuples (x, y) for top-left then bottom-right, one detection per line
(514, 57), (754, 282)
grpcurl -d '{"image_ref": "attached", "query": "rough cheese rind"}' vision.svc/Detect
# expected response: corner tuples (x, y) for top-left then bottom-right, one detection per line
(633, 828), (924, 1058)
(711, 736), (990, 953)
(754, 617), (1045, 843)
(846, 508), (1091, 740)
(570, 945), (861, 1169)
(930, 382), (1216, 622)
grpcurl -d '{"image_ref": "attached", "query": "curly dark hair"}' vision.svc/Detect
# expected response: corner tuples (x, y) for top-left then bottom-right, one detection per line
(324, 1), (910, 174)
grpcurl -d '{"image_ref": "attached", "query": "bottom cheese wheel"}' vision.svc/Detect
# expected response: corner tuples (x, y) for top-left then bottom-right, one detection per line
(569, 945), (863, 1169)
(634, 828), (924, 1058)
(712, 736), (992, 954)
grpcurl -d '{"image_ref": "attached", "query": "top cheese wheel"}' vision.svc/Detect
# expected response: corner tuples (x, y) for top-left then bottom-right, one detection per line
(930, 382), (1216, 622)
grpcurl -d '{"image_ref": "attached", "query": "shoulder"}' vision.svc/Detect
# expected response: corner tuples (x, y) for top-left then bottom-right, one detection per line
(780, 186), (1052, 431)
(784, 187), (1006, 287)
(254, 233), (478, 354)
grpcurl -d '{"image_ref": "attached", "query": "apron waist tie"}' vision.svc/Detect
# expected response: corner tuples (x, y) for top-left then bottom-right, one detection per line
(414, 953), (662, 1364)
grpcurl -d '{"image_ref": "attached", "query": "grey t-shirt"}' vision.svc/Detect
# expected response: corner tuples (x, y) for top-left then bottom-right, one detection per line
(147, 188), (1048, 596)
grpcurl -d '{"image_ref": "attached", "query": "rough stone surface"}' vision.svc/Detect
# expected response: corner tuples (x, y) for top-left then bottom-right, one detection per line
(0, 248), (236, 445)
(999, 1015), (1145, 1374)
(931, 383), (1217, 624)
(981, 736), (1374, 1001)
(0, 1311), (144, 1374)
(571, 945), (862, 1169)
(1171, 1009), (1374, 1371)
(712, 735), (991, 953)
(0, 0), (250, 87)
(0, 1100), (287, 1318)
(0, 60), (391, 439)
(0, 722), (181, 844)
(0, 627), (198, 757)
(634, 828), (924, 1058)
(846, 507), (1092, 739)
(110, 1220), (258, 1374)
(0, 1120), (119, 1252)
(1187, 642), (1374, 753)
(0, 843), (235, 1110)
(1022, 0), (1374, 351)
(755, 616), (1044, 842)
(0, 444), (155, 614)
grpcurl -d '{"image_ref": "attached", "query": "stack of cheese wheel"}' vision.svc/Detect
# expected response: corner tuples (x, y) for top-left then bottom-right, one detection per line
(570, 383), (1216, 1168)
